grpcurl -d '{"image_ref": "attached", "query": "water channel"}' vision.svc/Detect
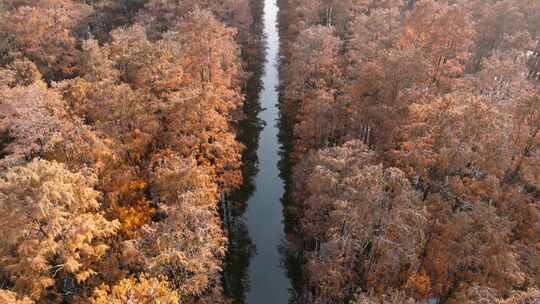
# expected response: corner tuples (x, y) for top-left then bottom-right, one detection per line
(222, 0), (294, 303)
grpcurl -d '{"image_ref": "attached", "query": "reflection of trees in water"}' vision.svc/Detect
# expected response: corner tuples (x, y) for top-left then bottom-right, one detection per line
(229, 0), (266, 216)
(221, 0), (266, 302)
(223, 0), (305, 302)
(276, 8), (307, 304)
(278, 88), (307, 304)
(222, 213), (256, 303)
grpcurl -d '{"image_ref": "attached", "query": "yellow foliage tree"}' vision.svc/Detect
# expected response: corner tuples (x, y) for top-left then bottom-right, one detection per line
(0, 289), (33, 304)
(91, 274), (179, 304)
(0, 159), (119, 299)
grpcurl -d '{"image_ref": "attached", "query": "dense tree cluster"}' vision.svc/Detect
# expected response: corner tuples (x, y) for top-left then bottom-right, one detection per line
(0, 0), (259, 302)
(280, 0), (540, 303)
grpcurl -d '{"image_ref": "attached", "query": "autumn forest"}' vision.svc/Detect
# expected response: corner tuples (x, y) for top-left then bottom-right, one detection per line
(0, 0), (539, 304)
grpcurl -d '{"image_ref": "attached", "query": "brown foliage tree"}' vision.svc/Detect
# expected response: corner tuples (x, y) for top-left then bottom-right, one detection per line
(284, 25), (342, 107)
(0, 0), (92, 80)
(400, 0), (474, 90)
(295, 141), (427, 302)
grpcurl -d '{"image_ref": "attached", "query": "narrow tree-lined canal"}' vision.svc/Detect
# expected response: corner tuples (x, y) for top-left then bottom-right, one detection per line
(244, 0), (291, 302)
(223, 0), (293, 303)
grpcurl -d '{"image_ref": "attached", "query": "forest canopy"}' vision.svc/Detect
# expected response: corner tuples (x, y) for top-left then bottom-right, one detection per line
(280, 0), (540, 303)
(0, 0), (259, 302)
(0, 0), (539, 303)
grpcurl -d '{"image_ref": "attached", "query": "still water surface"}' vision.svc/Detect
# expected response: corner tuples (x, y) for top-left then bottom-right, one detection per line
(222, 0), (293, 302)
(243, 0), (292, 303)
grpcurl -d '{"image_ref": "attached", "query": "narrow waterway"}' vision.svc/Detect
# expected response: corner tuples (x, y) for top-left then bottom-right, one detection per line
(243, 0), (292, 302)
(222, 0), (293, 302)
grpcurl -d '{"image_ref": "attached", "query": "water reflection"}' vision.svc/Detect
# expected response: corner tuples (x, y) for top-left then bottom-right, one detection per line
(222, 0), (299, 303)
(222, 52), (264, 303)
(278, 106), (306, 304)
(221, 0), (265, 302)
